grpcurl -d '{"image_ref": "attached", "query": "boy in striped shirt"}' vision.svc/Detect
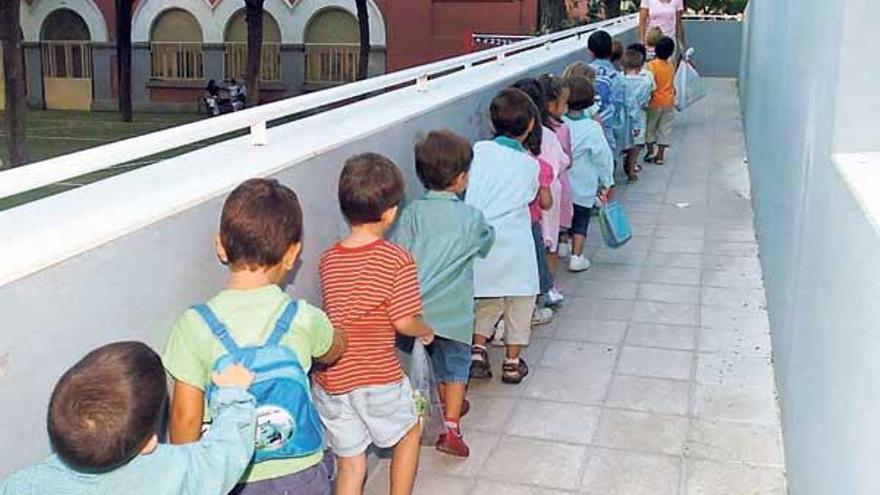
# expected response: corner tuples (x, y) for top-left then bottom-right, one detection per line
(313, 153), (434, 495)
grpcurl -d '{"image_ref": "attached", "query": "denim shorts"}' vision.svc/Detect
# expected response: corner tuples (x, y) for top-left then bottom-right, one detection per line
(428, 336), (471, 384)
(312, 378), (417, 458)
(229, 451), (334, 495)
(571, 203), (594, 237)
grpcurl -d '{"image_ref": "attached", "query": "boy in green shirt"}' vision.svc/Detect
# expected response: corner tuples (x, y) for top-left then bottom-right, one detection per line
(393, 130), (495, 457)
(163, 179), (346, 495)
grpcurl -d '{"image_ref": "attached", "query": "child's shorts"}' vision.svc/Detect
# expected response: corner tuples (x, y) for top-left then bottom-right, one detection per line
(646, 107), (675, 146)
(474, 296), (536, 346)
(571, 203), (594, 237)
(312, 378), (417, 458)
(229, 451), (334, 495)
(429, 336), (471, 384)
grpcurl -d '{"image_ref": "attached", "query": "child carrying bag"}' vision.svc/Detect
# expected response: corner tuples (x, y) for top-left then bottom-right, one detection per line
(193, 300), (324, 463)
(598, 199), (633, 248)
(675, 47), (707, 111)
(408, 340), (447, 445)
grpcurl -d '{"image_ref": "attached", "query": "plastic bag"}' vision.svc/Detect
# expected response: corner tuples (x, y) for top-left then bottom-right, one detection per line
(409, 341), (447, 445)
(598, 200), (633, 249)
(674, 47), (706, 111)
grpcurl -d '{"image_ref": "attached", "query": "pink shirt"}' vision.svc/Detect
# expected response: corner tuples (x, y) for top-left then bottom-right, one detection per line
(529, 158), (554, 222)
(641, 0), (683, 38)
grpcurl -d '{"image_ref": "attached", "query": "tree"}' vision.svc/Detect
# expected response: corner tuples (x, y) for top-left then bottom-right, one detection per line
(116, 0), (133, 122)
(355, 0), (370, 81)
(688, 0), (748, 14)
(538, 0), (569, 33)
(603, 0), (621, 18)
(244, 0), (264, 106)
(0, 0), (29, 168)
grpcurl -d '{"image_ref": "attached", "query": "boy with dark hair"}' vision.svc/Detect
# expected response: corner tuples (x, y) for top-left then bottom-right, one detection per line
(645, 36), (677, 165)
(588, 30), (625, 156)
(392, 130), (495, 458)
(466, 88), (540, 385)
(314, 153), (434, 495)
(164, 178), (346, 495)
(563, 76), (615, 272)
(0, 342), (257, 495)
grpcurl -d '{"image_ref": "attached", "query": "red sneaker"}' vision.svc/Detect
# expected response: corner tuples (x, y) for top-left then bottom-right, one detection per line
(460, 398), (470, 418)
(436, 427), (470, 458)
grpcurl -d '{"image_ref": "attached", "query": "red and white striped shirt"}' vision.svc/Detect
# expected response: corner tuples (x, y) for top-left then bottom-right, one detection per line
(314, 239), (423, 394)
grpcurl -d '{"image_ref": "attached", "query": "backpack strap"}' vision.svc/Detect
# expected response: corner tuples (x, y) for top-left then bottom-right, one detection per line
(191, 304), (240, 354)
(265, 300), (299, 347)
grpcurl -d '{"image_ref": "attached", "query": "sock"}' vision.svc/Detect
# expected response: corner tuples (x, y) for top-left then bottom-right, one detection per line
(444, 418), (460, 430)
(473, 344), (487, 351)
(505, 357), (520, 365)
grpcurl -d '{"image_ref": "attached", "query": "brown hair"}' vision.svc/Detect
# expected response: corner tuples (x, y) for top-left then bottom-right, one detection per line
(646, 27), (663, 48)
(415, 130), (473, 191)
(338, 153), (405, 224)
(490, 88), (536, 139)
(566, 75), (595, 111)
(562, 62), (596, 83)
(220, 178), (303, 269)
(622, 48), (644, 71)
(48, 342), (166, 473)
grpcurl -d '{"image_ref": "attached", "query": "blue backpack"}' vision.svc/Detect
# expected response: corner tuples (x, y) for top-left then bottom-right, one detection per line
(192, 300), (324, 463)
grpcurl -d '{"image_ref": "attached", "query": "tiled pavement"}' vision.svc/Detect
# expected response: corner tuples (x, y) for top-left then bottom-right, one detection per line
(365, 79), (787, 495)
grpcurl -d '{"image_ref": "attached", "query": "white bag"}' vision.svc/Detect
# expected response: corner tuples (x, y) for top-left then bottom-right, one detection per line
(674, 47), (706, 111)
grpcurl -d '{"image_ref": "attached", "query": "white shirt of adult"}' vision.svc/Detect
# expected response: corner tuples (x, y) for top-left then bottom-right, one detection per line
(640, 0), (684, 39)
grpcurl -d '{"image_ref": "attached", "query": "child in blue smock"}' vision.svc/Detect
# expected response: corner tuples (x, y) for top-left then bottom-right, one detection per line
(562, 76), (615, 273)
(621, 48), (655, 182)
(466, 88), (540, 385)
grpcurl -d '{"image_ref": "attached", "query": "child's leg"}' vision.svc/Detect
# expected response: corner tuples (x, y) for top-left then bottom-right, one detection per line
(624, 147), (638, 180)
(390, 424), (421, 495)
(335, 454), (367, 495)
(471, 298), (503, 379)
(655, 108), (674, 164)
(501, 296), (536, 384)
(570, 204), (591, 257)
(546, 250), (558, 281)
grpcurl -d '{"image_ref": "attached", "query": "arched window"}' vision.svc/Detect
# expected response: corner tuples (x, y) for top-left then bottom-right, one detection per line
(150, 9), (204, 80)
(304, 9), (360, 85)
(224, 11), (282, 82)
(41, 9), (91, 79)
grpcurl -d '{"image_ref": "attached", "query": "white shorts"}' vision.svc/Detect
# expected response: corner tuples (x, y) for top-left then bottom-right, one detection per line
(312, 378), (417, 458)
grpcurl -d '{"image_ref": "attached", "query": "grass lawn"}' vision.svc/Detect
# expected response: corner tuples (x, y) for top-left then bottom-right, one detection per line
(0, 110), (212, 211)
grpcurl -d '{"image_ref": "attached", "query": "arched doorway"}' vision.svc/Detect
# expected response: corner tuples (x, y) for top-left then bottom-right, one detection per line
(304, 9), (360, 85)
(224, 11), (282, 82)
(150, 9), (204, 81)
(41, 8), (93, 110)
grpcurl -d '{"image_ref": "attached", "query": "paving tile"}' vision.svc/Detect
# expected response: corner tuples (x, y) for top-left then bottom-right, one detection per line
(555, 317), (627, 344)
(641, 266), (702, 286)
(593, 409), (689, 455)
(701, 286), (766, 309)
(684, 459), (787, 495)
(605, 375), (690, 415)
(704, 241), (759, 257)
(684, 419), (784, 465)
(693, 384), (779, 423)
(581, 264), (643, 282)
(418, 431), (500, 477)
(698, 326), (772, 357)
(581, 448), (681, 495)
(696, 354), (776, 389)
(411, 473), (475, 495)
(651, 237), (705, 254)
(470, 480), (571, 495)
(563, 297), (634, 321)
(540, 340), (618, 371)
(637, 282), (700, 304)
(506, 400), (601, 444)
(460, 395), (519, 433)
(480, 436), (587, 490)
(702, 254), (762, 273)
(645, 251), (704, 268)
(701, 306), (770, 331)
(705, 228), (757, 242)
(570, 280), (638, 300)
(632, 301), (700, 326)
(626, 323), (697, 350)
(523, 367), (612, 405)
(701, 269), (764, 289)
(617, 346), (693, 380)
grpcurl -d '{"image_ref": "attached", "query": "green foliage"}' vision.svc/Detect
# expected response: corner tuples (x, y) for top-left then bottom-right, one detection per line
(687, 0), (748, 14)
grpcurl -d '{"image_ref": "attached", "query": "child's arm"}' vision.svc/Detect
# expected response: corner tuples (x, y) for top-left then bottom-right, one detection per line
(471, 211), (495, 259)
(538, 187), (553, 211)
(394, 315), (434, 345)
(181, 365), (257, 495)
(316, 326), (347, 364)
(389, 256), (434, 344)
(170, 380), (206, 444)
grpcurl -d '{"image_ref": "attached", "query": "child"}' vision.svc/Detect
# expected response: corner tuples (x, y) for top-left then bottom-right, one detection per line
(563, 77), (615, 272)
(611, 40), (624, 71)
(466, 88), (540, 385)
(588, 30), (624, 155)
(0, 342), (257, 495)
(539, 74), (575, 263)
(646, 27), (663, 60)
(163, 179), (345, 495)
(621, 48), (654, 182)
(645, 36), (676, 165)
(392, 130), (495, 458)
(314, 154), (434, 495)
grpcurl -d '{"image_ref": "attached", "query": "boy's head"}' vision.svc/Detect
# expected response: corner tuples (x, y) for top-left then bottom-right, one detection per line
(655, 36), (676, 61)
(562, 62), (596, 84)
(628, 43), (647, 62)
(415, 130), (473, 193)
(611, 40), (624, 64)
(622, 48), (644, 72)
(490, 88), (536, 142)
(588, 30), (613, 59)
(338, 153), (405, 226)
(48, 342), (166, 473)
(566, 76), (595, 112)
(218, 179), (303, 274)
(646, 27), (663, 48)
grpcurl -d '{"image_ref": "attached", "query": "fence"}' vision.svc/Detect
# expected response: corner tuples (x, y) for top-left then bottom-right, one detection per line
(150, 42), (204, 80)
(41, 41), (92, 79)
(304, 43), (360, 84)
(224, 42), (282, 82)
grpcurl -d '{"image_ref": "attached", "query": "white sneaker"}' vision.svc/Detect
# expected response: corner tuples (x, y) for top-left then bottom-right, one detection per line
(531, 307), (554, 326)
(490, 319), (506, 346)
(547, 287), (565, 305)
(557, 241), (572, 259)
(568, 254), (592, 272)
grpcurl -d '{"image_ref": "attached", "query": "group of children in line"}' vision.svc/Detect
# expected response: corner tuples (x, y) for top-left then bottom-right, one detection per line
(0, 28), (679, 495)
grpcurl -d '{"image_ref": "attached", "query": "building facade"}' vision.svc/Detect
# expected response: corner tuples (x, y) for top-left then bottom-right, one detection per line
(7, 0), (537, 112)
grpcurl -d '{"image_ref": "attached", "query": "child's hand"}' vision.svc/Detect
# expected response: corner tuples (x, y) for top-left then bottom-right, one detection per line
(212, 364), (255, 390)
(420, 330), (435, 346)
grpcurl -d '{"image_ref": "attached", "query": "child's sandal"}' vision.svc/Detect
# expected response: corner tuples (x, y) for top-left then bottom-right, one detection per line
(469, 346), (492, 379)
(655, 157), (665, 165)
(501, 358), (529, 384)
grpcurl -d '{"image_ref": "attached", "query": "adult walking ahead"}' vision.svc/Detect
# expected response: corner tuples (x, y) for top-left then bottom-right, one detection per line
(639, 0), (686, 59)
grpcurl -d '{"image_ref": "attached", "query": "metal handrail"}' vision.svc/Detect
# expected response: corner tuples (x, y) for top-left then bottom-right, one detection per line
(0, 14), (637, 200)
